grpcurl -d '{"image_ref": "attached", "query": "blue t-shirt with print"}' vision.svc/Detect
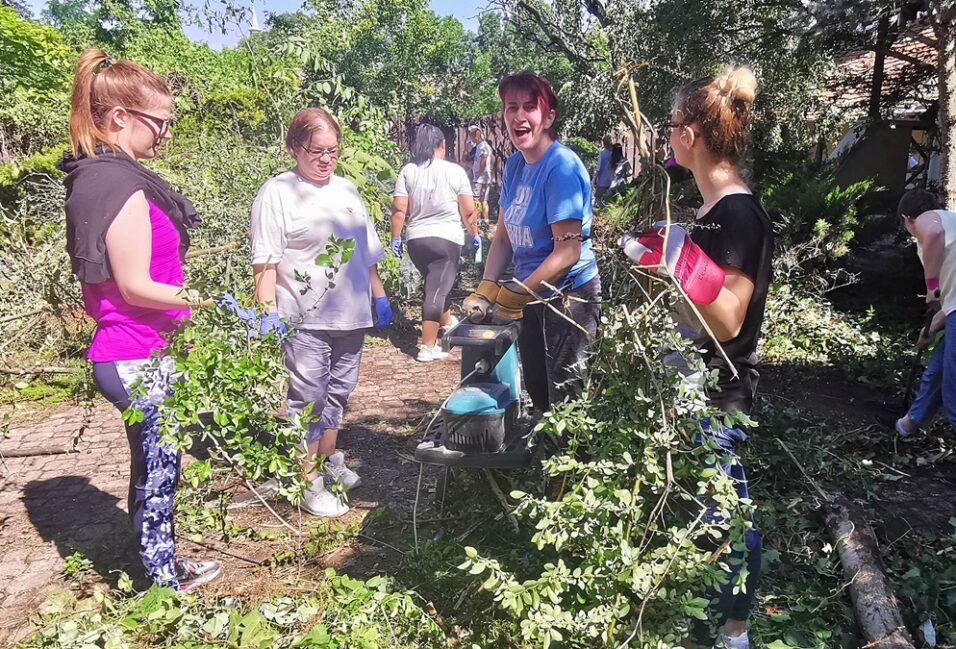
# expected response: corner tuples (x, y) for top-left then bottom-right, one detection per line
(499, 141), (598, 290)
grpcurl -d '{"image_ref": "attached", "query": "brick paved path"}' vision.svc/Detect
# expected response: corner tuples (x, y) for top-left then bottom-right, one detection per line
(0, 336), (461, 645)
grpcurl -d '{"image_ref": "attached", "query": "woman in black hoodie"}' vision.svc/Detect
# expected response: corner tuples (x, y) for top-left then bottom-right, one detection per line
(58, 48), (218, 591)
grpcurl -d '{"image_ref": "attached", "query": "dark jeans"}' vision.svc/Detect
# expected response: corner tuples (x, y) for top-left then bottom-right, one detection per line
(518, 275), (602, 411)
(695, 420), (761, 636)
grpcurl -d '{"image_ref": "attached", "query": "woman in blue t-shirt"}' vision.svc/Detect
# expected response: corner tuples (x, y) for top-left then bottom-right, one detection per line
(462, 71), (601, 413)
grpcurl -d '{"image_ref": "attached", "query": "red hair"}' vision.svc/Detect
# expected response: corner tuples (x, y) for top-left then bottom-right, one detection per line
(69, 48), (171, 158)
(498, 71), (559, 135)
(676, 66), (758, 164)
(285, 108), (342, 152)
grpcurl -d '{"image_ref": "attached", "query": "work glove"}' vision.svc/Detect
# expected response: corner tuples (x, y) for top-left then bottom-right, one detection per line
(462, 280), (500, 323)
(216, 292), (258, 336)
(468, 233), (482, 251)
(490, 283), (534, 323)
(259, 311), (289, 338)
(390, 237), (403, 257)
(374, 296), (393, 329)
(618, 223), (725, 305)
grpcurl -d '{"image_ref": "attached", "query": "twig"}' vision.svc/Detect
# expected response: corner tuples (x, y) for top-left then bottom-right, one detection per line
(777, 438), (831, 502)
(0, 307), (47, 326)
(0, 366), (73, 375)
(508, 277), (592, 337)
(185, 242), (237, 258)
(358, 533), (405, 555)
(205, 434), (300, 536)
(0, 445), (74, 458)
(483, 468), (519, 534)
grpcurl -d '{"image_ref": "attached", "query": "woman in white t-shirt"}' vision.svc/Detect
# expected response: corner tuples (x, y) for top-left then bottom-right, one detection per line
(250, 108), (392, 518)
(390, 124), (479, 362)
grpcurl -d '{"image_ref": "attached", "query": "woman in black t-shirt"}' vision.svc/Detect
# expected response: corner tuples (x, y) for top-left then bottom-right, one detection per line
(619, 66), (771, 648)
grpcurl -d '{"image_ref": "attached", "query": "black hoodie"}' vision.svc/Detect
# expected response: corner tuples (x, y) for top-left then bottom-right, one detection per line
(57, 148), (200, 284)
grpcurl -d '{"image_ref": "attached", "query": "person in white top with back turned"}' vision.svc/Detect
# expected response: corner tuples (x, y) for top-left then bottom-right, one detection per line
(391, 124), (479, 361)
(896, 189), (956, 437)
(250, 107), (393, 517)
(468, 125), (494, 223)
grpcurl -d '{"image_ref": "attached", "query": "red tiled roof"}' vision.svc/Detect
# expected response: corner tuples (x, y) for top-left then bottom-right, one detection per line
(827, 22), (937, 111)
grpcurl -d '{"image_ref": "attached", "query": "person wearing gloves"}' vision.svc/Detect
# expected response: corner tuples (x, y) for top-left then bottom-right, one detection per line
(250, 108), (392, 518)
(895, 189), (956, 438)
(59, 48), (220, 591)
(390, 124), (479, 362)
(463, 71), (601, 413)
(619, 66), (772, 649)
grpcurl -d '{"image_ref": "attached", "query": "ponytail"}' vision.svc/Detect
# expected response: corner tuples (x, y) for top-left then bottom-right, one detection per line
(675, 65), (758, 164)
(69, 48), (171, 158)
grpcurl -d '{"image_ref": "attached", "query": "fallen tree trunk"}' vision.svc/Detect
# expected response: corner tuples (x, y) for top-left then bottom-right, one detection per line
(820, 496), (916, 649)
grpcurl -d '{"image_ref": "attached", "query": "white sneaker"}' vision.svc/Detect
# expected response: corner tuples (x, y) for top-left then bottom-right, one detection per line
(323, 451), (361, 490)
(417, 344), (450, 362)
(715, 631), (749, 649)
(440, 315), (460, 336)
(301, 477), (348, 517)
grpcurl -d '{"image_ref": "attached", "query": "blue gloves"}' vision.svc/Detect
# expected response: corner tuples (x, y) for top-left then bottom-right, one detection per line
(216, 293), (257, 332)
(259, 311), (289, 338)
(390, 237), (403, 257)
(374, 296), (393, 329)
(469, 233), (481, 251)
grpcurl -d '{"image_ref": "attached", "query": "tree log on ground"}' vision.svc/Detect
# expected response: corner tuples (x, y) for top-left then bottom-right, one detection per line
(820, 496), (916, 649)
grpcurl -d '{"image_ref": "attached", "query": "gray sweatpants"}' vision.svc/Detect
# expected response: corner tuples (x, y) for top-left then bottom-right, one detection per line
(284, 328), (366, 443)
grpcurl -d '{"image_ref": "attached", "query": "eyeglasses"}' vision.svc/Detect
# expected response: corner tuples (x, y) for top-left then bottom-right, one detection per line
(299, 144), (340, 159)
(659, 121), (689, 132)
(126, 108), (177, 135)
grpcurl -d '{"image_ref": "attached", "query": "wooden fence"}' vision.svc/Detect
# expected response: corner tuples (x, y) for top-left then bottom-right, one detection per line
(392, 113), (514, 185)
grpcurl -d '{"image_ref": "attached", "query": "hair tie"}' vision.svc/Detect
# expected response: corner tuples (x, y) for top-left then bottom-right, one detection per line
(96, 56), (116, 74)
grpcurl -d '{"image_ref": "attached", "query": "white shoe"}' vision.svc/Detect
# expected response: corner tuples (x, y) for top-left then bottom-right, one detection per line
(440, 315), (460, 336)
(323, 451), (361, 490)
(417, 344), (450, 362)
(301, 477), (348, 517)
(715, 631), (749, 649)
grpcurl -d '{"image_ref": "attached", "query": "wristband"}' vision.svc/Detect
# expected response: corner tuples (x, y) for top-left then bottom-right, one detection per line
(926, 277), (940, 293)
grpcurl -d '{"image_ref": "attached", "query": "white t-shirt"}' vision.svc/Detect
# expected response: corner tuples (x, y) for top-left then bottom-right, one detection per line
(917, 210), (956, 316)
(393, 158), (472, 245)
(472, 140), (492, 184)
(250, 171), (386, 330)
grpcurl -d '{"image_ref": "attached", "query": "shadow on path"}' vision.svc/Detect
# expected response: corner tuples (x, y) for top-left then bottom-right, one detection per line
(22, 476), (145, 588)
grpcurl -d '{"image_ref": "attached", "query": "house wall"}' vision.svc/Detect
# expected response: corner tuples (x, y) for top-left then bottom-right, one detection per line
(836, 122), (912, 194)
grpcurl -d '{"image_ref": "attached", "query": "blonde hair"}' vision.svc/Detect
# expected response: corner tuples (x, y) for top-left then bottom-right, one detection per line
(676, 65), (758, 163)
(285, 108), (342, 152)
(69, 48), (171, 158)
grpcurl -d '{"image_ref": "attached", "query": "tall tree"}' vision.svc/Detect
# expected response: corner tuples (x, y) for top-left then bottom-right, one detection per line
(489, 0), (829, 165)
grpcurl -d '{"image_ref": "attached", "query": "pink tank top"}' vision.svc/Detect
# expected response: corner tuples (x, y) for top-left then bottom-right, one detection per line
(83, 199), (190, 362)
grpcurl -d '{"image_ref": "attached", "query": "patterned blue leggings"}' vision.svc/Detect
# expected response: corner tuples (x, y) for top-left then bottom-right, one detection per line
(93, 360), (181, 589)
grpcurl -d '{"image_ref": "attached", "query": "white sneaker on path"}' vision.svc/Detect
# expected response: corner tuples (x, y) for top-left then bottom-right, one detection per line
(323, 451), (361, 490)
(301, 476), (348, 517)
(417, 344), (450, 362)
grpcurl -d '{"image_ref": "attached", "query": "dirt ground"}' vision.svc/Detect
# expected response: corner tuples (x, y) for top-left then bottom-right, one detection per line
(3, 343), (956, 647)
(0, 331), (462, 646)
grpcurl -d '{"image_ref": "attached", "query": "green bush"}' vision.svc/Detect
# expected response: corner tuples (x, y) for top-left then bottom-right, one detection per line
(762, 164), (872, 265)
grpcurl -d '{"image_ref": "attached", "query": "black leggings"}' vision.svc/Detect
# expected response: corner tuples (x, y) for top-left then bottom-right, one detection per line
(407, 237), (462, 323)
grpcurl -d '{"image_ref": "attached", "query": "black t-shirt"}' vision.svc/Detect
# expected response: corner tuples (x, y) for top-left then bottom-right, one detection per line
(689, 194), (773, 415)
